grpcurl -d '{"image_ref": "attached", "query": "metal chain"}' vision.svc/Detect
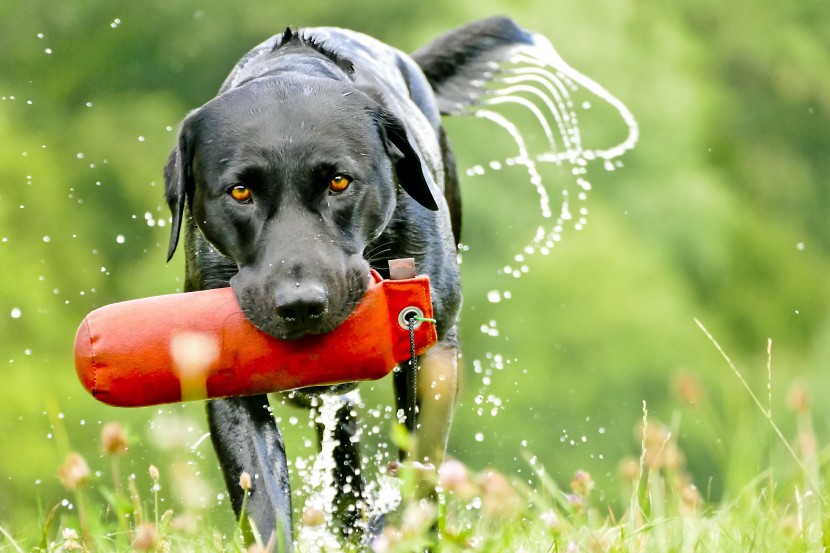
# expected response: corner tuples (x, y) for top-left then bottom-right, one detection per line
(406, 315), (436, 433)
(407, 316), (418, 432)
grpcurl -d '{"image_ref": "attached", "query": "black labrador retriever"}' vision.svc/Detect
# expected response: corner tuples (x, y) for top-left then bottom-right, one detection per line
(164, 16), (535, 548)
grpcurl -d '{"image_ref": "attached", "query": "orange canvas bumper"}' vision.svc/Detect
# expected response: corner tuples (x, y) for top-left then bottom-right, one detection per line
(74, 270), (436, 407)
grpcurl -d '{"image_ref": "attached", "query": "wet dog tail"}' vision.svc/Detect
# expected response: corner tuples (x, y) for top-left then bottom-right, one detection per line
(411, 16), (535, 115)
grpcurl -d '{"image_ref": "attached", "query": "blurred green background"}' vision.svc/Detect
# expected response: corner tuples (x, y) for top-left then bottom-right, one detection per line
(1, 0), (828, 537)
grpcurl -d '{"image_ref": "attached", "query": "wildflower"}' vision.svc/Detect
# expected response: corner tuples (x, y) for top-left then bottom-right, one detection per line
(170, 331), (220, 372)
(239, 471), (252, 492)
(787, 380), (810, 413)
(641, 423), (683, 470)
(479, 469), (522, 519)
(570, 469), (594, 496)
(58, 452), (90, 490)
(101, 421), (128, 455)
(160, 510), (174, 525)
(171, 331), (219, 400)
(565, 494), (584, 510)
(132, 523), (158, 551)
(302, 506), (325, 527)
(617, 457), (640, 482)
(60, 528), (83, 551)
(149, 464), (160, 481)
(541, 510), (565, 533)
(673, 372), (704, 405)
(438, 459), (468, 490)
(439, 458), (479, 500)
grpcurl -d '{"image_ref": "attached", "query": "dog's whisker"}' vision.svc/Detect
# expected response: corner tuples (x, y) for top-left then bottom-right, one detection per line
(366, 251), (394, 264)
(363, 243), (395, 261)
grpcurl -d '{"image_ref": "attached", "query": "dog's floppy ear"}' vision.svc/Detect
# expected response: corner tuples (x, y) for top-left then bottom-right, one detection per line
(164, 115), (196, 261)
(376, 109), (439, 211)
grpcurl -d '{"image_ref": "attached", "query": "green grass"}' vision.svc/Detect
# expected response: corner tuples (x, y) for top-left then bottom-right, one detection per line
(2, 328), (828, 553)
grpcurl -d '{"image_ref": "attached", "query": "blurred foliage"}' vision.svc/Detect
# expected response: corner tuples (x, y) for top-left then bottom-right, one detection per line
(1, 0), (828, 539)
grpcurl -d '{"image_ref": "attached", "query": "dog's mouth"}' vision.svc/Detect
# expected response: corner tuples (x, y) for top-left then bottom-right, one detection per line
(239, 294), (361, 342)
(265, 313), (345, 342)
(231, 267), (370, 342)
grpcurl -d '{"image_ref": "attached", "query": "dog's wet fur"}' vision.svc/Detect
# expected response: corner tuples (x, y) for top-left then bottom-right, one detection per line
(164, 17), (534, 548)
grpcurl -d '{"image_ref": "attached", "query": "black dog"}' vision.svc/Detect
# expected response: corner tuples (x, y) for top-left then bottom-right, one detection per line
(164, 16), (535, 548)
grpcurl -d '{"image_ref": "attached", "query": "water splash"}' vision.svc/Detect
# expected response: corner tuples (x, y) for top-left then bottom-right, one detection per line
(295, 391), (402, 550)
(473, 110), (551, 219)
(295, 394), (344, 549)
(508, 34), (639, 160)
(456, 37), (638, 461)
(463, 32), (638, 269)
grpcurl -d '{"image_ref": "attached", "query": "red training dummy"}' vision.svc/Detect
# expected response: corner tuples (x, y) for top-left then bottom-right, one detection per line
(74, 267), (436, 407)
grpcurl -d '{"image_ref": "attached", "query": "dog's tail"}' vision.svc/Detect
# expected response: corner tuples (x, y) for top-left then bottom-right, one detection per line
(411, 16), (535, 115)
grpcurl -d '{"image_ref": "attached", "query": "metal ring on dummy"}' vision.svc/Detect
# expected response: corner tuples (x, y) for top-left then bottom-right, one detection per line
(398, 306), (424, 329)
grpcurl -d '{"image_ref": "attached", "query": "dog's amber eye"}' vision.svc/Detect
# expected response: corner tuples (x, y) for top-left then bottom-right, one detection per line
(229, 185), (252, 203)
(329, 174), (352, 194)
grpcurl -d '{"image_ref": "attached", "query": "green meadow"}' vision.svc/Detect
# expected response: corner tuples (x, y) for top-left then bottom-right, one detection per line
(1, 0), (828, 550)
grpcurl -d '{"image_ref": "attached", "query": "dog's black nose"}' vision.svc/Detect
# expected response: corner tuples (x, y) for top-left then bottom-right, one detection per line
(274, 283), (329, 325)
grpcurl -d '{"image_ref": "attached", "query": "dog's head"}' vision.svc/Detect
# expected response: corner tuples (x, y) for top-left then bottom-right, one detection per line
(164, 76), (438, 340)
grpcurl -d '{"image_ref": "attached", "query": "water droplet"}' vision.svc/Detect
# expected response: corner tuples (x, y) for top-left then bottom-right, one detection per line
(474, 432), (484, 442)
(10, 308), (21, 319)
(116, 235), (125, 244)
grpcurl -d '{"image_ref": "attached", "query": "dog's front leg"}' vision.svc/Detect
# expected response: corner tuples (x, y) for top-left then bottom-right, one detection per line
(394, 329), (460, 473)
(208, 395), (293, 550)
